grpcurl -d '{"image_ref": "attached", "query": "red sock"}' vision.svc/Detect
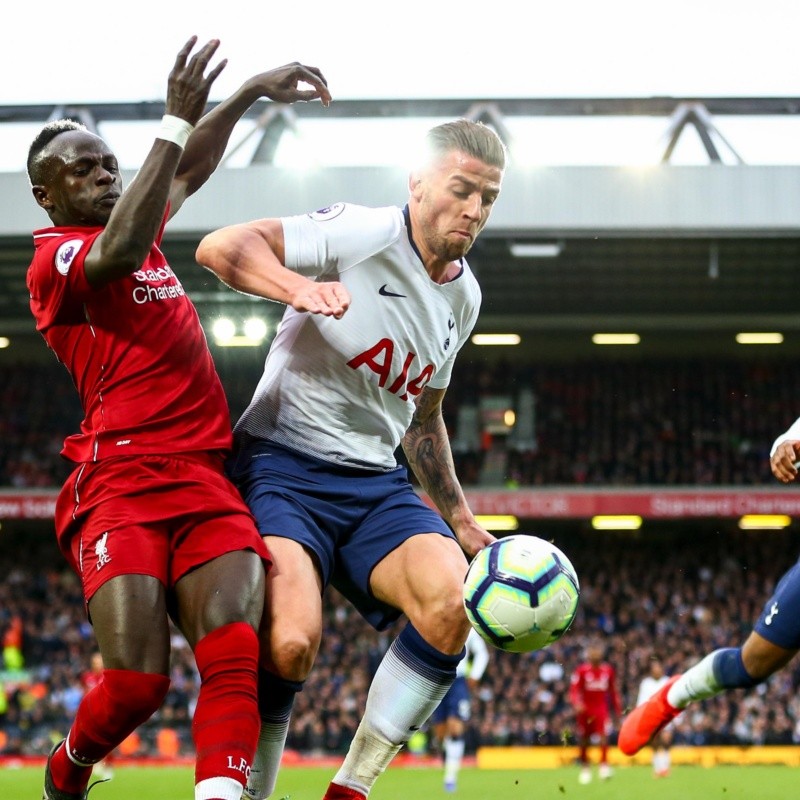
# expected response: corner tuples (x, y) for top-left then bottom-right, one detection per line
(51, 670), (169, 794)
(192, 622), (259, 787)
(323, 784), (367, 800)
(579, 744), (588, 763)
(601, 743), (609, 763)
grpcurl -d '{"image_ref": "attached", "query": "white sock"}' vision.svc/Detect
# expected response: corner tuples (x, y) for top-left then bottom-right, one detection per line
(668, 652), (722, 708)
(244, 720), (290, 800)
(195, 777), (243, 800)
(443, 737), (464, 783)
(331, 638), (453, 795)
(653, 750), (670, 773)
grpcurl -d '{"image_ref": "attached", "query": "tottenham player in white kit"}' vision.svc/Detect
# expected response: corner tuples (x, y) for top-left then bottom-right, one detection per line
(196, 119), (506, 800)
(634, 659), (672, 777)
(431, 628), (490, 792)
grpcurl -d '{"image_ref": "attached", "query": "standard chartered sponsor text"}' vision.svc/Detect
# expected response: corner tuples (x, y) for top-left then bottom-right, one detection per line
(132, 265), (186, 304)
(651, 494), (800, 516)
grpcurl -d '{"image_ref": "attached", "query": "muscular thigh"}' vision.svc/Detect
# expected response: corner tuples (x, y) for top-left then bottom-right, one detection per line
(333, 476), (458, 630)
(741, 631), (797, 679)
(88, 574), (171, 674)
(753, 559), (800, 653)
(370, 533), (471, 652)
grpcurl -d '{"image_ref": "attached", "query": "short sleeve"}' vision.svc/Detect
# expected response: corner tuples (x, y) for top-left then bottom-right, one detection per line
(28, 232), (99, 331)
(281, 203), (403, 278)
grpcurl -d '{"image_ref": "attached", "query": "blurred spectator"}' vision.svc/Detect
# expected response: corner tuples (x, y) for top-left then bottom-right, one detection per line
(3, 614), (24, 671)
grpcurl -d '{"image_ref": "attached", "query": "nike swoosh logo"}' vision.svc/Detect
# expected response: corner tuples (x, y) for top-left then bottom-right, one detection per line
(379, 284), (406, 298)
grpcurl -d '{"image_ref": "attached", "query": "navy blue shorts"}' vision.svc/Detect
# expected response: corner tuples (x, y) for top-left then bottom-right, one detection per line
(754, 557), (800, 649)
(430, 676), (471, 724)
(227, 438), (456, 630)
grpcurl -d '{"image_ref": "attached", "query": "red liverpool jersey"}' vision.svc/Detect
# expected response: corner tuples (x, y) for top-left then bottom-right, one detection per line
(27, 218), (232, 463)
(569, 661), (621, 718)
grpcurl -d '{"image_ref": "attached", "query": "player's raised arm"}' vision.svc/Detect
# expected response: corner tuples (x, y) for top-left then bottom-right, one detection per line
(30, 37), (224, 288)
(170, 62), (331, 212)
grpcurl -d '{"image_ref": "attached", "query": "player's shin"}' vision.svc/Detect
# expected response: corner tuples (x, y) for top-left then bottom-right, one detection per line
(244, 670), (303, 800)
(50, 670), (170, 795)
(192, 623), (260, 800)
(328, 624), (462, 796)
(669, 648), (759, 708)
(443, 737), (465, 786)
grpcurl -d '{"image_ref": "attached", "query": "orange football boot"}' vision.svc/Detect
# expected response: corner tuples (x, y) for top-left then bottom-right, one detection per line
(619, 675), (682, 756)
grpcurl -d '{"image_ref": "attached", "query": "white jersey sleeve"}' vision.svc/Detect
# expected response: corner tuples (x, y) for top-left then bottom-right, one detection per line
(281, 202), (404, 278)
(770, 416), (800, 457)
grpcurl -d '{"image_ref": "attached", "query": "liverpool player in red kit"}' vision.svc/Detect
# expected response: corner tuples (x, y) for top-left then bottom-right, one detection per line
(26, 37), (330, 800)
(569, 642), (621, 784)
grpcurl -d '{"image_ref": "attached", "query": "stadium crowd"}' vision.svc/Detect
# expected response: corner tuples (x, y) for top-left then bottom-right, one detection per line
(2, 354), (799, 759)
(3, 525), (800, 759)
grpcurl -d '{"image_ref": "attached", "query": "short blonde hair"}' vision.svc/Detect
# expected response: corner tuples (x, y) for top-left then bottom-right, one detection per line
(424, 119), (506, 171)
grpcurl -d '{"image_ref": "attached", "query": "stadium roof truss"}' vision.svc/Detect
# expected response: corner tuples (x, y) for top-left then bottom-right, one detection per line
(1, 97), (800, 360)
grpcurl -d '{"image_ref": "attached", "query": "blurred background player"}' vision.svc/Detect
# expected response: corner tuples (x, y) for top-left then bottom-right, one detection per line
(619, 417), (800, 757)
(633, 657), (672, 777)
(569, 641), (620, 784)
(431, 628), (489, 793)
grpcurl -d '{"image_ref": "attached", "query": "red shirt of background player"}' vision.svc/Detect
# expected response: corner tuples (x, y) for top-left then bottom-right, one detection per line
(570, 660), (621, 734)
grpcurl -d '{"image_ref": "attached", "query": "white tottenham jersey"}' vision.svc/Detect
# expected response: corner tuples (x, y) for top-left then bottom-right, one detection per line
(771, 416), (800, 456)
(235, 203), (481, 470)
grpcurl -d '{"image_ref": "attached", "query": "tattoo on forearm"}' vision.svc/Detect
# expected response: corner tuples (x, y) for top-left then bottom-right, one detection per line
(406, 404), (461, 515)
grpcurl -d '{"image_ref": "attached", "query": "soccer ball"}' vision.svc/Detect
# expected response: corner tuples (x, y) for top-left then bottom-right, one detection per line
(463, 534), (580, 653)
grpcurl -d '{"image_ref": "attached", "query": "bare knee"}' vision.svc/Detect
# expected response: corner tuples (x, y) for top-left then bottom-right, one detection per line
(265, 626), (320, 681)
(372, 536), (472, 655)
(410, 582), (471, 655)
(448, 719), (465, 738)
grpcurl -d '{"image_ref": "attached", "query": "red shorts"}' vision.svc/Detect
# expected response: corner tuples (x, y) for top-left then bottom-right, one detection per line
(55, 453), (271, 602)
(577, 711), (610, 738)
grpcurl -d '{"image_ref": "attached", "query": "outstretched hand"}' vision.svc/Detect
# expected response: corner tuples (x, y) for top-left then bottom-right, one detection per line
(251, 62), (332, 107)
(770, 440), (800, 483)
(165, 37), (228, 126)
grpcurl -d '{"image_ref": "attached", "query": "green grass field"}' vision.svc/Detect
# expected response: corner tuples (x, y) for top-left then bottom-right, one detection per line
(4, 764), (799, 800)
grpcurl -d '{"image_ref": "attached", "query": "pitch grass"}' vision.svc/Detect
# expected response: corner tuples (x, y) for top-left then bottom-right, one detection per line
(4, 764), (798, 799)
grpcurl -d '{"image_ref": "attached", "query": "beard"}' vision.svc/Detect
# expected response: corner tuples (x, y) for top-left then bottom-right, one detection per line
(434, 232), (473, 263)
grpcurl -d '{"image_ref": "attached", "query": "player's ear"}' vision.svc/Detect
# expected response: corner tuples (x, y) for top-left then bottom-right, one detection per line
(409, 172), (423, 199)
(32, 185), (53, 210)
